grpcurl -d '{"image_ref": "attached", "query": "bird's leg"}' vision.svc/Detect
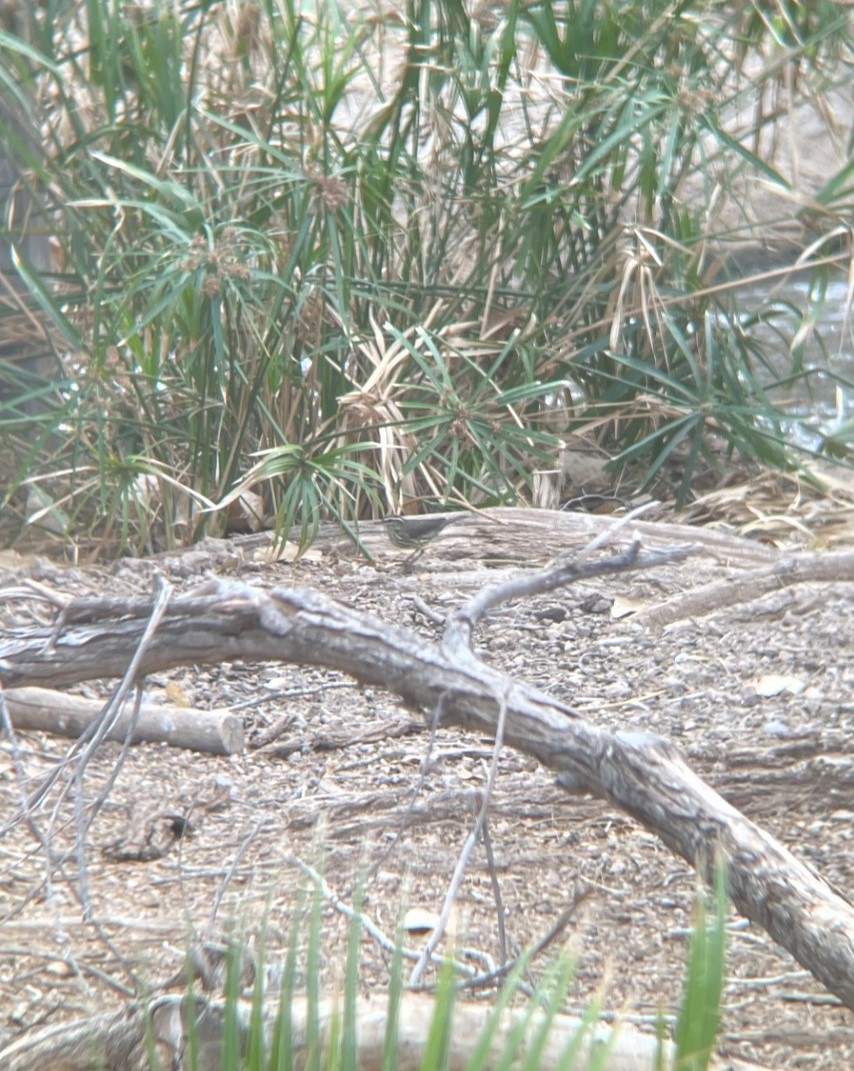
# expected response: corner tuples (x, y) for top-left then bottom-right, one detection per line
(402, 547), (425, 573)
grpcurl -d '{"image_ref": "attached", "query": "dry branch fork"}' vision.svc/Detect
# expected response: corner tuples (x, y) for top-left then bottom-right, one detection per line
(1, 540), (853, 1009)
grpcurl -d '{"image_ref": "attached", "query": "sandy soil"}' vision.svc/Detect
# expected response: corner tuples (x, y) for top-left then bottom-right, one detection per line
(0, 507), (852, 1069)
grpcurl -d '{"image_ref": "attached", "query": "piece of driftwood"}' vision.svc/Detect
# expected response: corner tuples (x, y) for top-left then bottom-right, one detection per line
(316, 505), (781, 567)
(1, 546), (853, 1009)
(631, 549), (854, 630)
(699, 732), (854, 815)
(0, 990), (772, 1071)
(2, 686), (244, 754)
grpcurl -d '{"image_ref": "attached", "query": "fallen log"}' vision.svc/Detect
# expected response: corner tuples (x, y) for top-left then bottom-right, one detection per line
(2, 686), (244, 754)
(0, 991), (773, 1071)
(1, 545), (853, 1009)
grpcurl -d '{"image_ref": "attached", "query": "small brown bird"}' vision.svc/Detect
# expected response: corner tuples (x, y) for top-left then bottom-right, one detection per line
(380, 513), (467, 567)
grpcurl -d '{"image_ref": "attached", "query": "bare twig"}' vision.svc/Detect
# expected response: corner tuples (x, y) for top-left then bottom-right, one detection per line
(287, 854), (477, 980)
(366, 693), (449, 885)
(481, 816), (507, 967)
(409, 684), (510, 986)
(459, 886), (594, 994)
(445, 540), (698, 652)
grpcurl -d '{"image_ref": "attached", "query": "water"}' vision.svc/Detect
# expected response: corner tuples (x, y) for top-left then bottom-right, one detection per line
(734, 270), (854, 440)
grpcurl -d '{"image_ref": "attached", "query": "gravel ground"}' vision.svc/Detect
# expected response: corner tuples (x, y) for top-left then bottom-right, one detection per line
(1, 507), (852, 1069)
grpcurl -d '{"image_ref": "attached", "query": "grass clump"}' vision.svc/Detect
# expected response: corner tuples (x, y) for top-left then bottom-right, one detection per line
(164, 868), (727, 1071)
(0, 0), (851, 555)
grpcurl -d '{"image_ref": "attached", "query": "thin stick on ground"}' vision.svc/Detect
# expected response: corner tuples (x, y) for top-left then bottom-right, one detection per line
(409, 683), (510, 987)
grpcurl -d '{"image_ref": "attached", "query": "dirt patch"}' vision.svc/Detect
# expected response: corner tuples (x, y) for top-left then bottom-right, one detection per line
(1, 509), (853, 1069)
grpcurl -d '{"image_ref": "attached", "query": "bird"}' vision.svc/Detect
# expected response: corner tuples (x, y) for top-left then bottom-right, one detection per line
(380, 513), (467, 567)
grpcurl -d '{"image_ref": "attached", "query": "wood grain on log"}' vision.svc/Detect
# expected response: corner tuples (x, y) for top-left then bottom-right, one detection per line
(632, 550), (854, 630)
(3, 686), (244, 754)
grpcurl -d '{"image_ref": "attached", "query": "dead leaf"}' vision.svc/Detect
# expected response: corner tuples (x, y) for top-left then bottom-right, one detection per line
(751, 673), (807, 697)
(610, 595), (647, 619)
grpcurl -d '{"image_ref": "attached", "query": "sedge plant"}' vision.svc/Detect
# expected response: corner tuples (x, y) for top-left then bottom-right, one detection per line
(0, 1), (851, 554)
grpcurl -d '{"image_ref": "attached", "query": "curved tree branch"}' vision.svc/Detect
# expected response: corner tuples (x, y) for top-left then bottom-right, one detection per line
(1, 544), (853, 1009)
